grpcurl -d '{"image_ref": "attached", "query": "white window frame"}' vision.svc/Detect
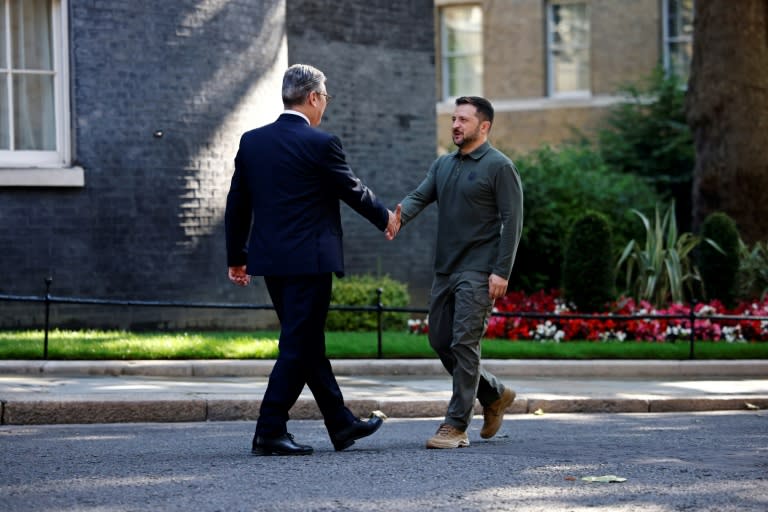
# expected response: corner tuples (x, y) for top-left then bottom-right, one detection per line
(662, 0), (694, 81)
(439, 3), (483, 101)
(0, 0), (82, 187)
(546, 1), (591, 99)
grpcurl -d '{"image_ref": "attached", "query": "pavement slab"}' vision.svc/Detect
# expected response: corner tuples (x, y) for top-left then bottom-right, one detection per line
(1, 360), (766, 424)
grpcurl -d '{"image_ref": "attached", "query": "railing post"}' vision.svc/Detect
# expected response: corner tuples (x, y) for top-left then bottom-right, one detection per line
(44, 277), (53, 359)
(688, 299), (697, 360)
(376, 288), (383, 359)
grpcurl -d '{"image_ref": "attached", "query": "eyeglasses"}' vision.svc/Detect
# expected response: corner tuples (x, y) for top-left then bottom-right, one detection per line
(317, 92), (333, 103)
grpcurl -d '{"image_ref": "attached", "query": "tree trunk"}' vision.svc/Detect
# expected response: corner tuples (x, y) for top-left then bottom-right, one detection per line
(686, 0), (768, 243)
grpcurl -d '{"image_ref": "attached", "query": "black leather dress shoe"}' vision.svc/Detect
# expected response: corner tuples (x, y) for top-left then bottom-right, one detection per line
(252, 433), (313, 456)
(331, 415), (383, 451)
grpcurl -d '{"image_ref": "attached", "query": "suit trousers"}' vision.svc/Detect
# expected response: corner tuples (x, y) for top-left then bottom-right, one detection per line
(428, 270), (505, 431)
(255, 273), (356, 437)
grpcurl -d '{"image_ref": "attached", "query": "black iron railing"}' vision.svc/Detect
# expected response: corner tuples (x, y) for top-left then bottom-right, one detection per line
(1, 277), (766, 359)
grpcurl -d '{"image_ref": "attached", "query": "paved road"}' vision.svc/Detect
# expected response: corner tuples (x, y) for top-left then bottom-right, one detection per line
(2, 412), (766, 511)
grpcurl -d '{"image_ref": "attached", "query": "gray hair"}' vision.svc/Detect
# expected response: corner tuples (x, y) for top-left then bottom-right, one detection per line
(282, 64), (326, 107)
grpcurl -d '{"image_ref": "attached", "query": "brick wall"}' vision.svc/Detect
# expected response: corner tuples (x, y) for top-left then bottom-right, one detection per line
(437, 0), (662, 154)
(287, 0), (438, 308)
(0, 0), (437, 329)
(591, 0), (660, 94)
(485, 0), (546, 99)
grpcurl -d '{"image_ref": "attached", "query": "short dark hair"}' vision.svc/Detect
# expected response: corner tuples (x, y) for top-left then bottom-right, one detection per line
(455, 96), (494, 126)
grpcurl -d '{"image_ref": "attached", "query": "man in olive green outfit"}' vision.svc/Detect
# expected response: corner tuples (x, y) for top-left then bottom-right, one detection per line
(396, 96), (523, 449)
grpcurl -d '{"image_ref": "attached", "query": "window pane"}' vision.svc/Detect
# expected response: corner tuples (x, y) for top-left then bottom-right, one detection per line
(668, 0), (694, 39)
(552, 4), (589, 47)
(0, 5), (7, 69)
(13, 73), (55, 150)
(669, 42), (692, 81)
(442, 5), (483, 98)
(554, 49), (589, 93)
(447, 55), (482, 97)
(444, 6), (482, 54)
(550, 3), (590, 94)
(0, 75), (8, 149)
(11, 0), (52, 70)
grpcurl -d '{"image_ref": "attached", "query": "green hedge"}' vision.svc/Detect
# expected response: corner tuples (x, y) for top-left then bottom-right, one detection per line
(598, 67), (694, 232)
(509, 143), (660, 292)
(326, 274), (410, 331)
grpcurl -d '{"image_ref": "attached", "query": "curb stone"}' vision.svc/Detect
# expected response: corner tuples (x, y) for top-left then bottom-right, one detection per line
(2, 396), (767, 426)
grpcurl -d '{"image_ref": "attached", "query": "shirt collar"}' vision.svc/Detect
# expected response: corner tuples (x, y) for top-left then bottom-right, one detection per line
(453, 140), (492, 161)
(283, 109), (310, 125)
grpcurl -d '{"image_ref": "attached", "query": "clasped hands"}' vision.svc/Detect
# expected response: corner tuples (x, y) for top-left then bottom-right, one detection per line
(385, 204), (402, 241)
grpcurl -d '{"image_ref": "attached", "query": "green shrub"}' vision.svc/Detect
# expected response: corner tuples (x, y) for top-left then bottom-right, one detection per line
(326, 274), (409, 331)
(562, 211), (615, 312)
(597, 67), (694, 231)
(509, 143), (660, 292)
(736, 239), (768, 302)
(616, 201), (707, 307)
(698, 212), (740, 307)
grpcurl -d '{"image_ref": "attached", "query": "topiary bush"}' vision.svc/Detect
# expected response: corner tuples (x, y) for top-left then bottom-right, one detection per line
(326, 274), (410, 331)
(509, 143), (660, 292)
(562, 211), (615, 312)
(698, 212), (741, 307)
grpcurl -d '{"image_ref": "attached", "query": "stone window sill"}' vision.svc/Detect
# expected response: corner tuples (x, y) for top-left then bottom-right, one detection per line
(0, 167), (85, 187)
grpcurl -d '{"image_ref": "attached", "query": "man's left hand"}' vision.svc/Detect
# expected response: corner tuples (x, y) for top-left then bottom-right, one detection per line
(228, 266), (250, 287)
(488, 273), (508, 300)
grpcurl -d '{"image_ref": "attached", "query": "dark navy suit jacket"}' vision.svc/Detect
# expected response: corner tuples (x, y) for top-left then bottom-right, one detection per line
(225, 113), (389, 276)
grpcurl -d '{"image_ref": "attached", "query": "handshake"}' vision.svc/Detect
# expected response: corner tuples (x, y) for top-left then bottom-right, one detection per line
(385, 204), (402, 241)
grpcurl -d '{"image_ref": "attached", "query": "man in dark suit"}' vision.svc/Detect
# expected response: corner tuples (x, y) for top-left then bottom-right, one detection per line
(225, 64), (401, 456)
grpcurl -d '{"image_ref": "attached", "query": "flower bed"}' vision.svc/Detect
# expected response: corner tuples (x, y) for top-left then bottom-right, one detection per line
(408, 290), (768, 342)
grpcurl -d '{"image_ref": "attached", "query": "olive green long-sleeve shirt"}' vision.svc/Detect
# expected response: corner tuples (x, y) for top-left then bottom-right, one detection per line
(400, 141), (524, 279)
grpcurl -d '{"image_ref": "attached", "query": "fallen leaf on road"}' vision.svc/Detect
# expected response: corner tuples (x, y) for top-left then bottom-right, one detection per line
(745, 402), (760, 410)
(533, 408), (545, 415)
(564, 476), (577, 481)
(581, 475), (627, 483)
(371, 410), (388, 419)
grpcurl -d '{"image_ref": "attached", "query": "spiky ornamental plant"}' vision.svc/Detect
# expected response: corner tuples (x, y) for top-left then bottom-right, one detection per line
(736, 239), (768, 302)
(616, 201), (717, 307)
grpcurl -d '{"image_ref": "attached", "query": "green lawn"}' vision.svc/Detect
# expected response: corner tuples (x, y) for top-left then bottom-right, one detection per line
(0, 329), (766, 360)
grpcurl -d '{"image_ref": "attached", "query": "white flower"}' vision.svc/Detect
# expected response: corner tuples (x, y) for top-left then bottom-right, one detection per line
(665, 324), (691, 340)
(598, 330), (627, 342)
(532, 321), (562, 342)
(722, 325), (744, 343)
(554, 300), (571, 315)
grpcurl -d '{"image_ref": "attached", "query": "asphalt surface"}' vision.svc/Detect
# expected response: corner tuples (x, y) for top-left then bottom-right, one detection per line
(2, 359), (767, 511)
(1, 359), (767, 425)
(2, 413), (767, 511)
